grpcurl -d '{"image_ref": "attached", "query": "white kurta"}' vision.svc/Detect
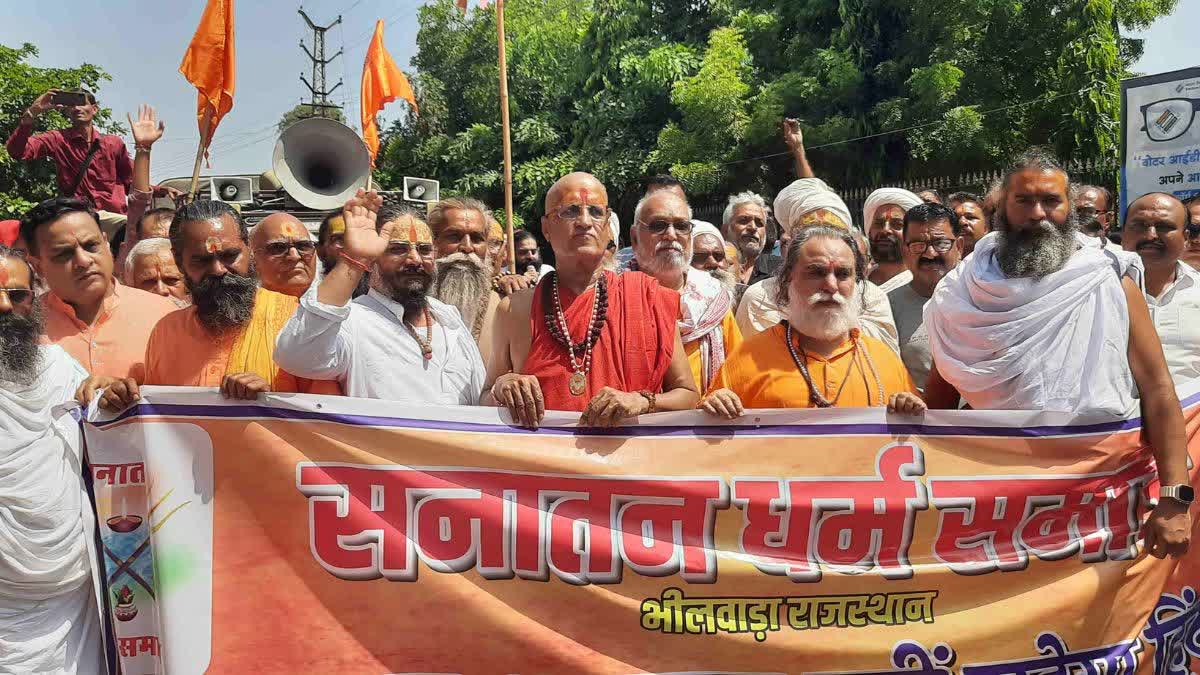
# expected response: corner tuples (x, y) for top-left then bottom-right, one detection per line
(0, 345), (103, 675)
(275, 288), (486, 404)
(1146, 261), (1200, 386)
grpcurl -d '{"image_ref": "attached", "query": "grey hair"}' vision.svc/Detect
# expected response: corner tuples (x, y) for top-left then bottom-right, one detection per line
(124, 238), (173, 280)
(774, 225), (866, 308)
(633, 192), (694, 229)
(722, 191), (768, 226)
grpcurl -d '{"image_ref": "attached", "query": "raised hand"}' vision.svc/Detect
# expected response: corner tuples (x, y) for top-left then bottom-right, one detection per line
(340, 189), (388, 262)
(783, 118), (804, 152)
(128, 104), (165, 148)
(27, 90), (57, 117)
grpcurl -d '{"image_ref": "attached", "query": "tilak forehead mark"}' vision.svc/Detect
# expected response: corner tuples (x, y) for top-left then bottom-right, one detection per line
(205, 236), (222, 254)
(282, 221), (305, 239)
(0, 258), (9, 286)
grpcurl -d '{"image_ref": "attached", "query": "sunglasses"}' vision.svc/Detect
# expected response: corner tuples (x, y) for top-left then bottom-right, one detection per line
(0, 288), (33, 304)
(557, 204), (609, 222)
(905, 239), (955, 254)
(691, 250), (726, 265)
(384, 241), (435, 258)
(261, 240), (316, 258)
(640, 219), (694, 235)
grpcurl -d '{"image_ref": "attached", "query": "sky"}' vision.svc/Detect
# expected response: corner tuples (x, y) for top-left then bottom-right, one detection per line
(2, 0), (1197, 183)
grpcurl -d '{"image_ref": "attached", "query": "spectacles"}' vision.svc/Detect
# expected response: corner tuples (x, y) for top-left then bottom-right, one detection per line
(1139, 97), (1200, 142)
(557, 204), (608, 222)
(1075, 207), (1109, 221)
(639, 219), (694, 235)
(260, 240), (316, 258)
(384, 241), (435, 258)
(1126, 222), (1181, 236)
(0, 288), (33, 304)
(905, 239), (956, 254)
(691, 250), (725, 265)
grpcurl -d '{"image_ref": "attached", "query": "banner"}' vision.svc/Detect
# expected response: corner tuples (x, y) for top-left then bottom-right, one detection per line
(1120, 66), (1200, 217)
(84, 386), (1200, 674)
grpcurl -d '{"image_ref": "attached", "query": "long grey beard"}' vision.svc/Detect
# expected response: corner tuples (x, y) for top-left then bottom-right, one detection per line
(0, 299), (45, 386)
(709, 268), (737, 295)
(995, 213), (1078, 279)
(433, 252), (491, 326)
(187, 267), (258, 335)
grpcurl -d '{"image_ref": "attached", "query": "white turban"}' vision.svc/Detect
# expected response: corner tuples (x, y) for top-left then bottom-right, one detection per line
(690, 220), (725, 249)
(608, 211), (620, 248)
(863, 187), (922, 227)
(772, 178), (853, 232)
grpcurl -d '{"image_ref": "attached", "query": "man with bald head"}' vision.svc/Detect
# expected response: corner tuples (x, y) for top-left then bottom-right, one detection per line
(251, 213), (317, 297)
(632, 191), (741, 394)
(482, 172), (699, 427)
(1123, 192), (1200, 384)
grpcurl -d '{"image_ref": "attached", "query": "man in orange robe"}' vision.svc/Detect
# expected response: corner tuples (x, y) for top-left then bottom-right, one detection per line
(482, 172), (698, 427)
(143, 201), (338, 398)
(703, 225), (924, 417)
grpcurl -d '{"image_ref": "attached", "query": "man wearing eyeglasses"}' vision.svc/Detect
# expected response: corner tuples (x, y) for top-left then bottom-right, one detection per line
(142, 200), (338, 399)
(250, 213), (317, 298)
(482, 172), (698, 428)
(1122, 192), (1200, 385)
(0, 244), (106, 674)
(1183, 196), (1200, 271)
(1073, 184), (1121, 253)
(19, 197), (175, 383)
(887, 203), (963, 391)
(275, 195), (485, 403)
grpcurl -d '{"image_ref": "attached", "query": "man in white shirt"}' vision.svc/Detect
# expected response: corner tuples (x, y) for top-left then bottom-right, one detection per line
(1122, 192), (1200, 385)
(1073, 184), (1122, 253)
(274, 196), (486, 403)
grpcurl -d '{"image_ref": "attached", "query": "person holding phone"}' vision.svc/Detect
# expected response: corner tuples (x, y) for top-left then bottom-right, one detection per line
(7, 89), (136, 237)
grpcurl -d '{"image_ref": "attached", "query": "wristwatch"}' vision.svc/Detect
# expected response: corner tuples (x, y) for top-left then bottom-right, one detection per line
(1161, 484), (1195, 505)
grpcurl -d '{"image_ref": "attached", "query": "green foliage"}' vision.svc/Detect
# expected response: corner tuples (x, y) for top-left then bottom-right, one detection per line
(378, 0), (1176, 222)
(0, 43), (121, 218)
(277, 103), (345, 133)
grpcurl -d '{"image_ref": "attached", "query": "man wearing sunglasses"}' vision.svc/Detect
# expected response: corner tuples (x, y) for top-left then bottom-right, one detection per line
(1073, 184), (1121, 253)
(482, 172), (698, 428)
(887, 203), (964, 392)
(1184, 196), (1200, 271)
(276, 195), (486, 403)
(142, 200), (338, 399)
(0, 244), (106, 673)
(19, 197), (176, 383)
(250, 213), (317, 297)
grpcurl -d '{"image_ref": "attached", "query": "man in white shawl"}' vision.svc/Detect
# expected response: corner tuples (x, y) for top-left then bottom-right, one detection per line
(923, 148), (1192, 559)
(0, 245), (106, 674)
(863, 187), (924, 292)
(631, 191), (742, 394)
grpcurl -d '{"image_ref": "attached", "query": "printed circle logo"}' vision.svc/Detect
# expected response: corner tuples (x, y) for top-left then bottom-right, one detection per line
(1140, 97), (1200, 142)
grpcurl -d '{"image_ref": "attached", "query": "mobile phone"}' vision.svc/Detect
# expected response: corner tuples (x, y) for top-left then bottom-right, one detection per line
(52, 90), (89, 107)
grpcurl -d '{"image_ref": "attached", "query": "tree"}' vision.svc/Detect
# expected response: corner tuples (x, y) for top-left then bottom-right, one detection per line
(0, 43), (122, 218)
(277, 103), (346, 133)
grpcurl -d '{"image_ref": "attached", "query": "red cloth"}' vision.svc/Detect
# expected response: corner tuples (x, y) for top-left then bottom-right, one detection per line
(0, 220), (18, 247)
(522, 270), (680, 412)
(5, 126), (132, 213)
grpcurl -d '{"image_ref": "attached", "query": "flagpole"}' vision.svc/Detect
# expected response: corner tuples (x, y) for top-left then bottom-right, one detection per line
(187, 105), (214, 203)
(496, 0), (516, 270)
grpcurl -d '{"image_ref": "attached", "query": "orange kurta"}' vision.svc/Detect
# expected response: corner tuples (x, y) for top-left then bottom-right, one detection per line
(144, 288), (338, 394)
(711, 324), (914, 408)
(683, 310), (742, 395)
(43, 282), (177, 382)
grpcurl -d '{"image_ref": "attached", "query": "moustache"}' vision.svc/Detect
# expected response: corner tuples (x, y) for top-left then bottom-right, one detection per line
(656, 242), (685, 253)
(1137, 241), (1166, 252)
(918, 257), (946, 267)
(806, 291), (847, 307)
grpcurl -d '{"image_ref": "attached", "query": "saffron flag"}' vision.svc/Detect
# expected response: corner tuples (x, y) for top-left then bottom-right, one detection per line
(85, 386), (1200, 673)
(360, 20), (416, 164)
(178, 0), (236, 146)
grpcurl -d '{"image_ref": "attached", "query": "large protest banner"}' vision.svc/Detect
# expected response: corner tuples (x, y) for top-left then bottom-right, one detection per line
(83, 386), (1200, 674)
(1120, 66), (1200, 217)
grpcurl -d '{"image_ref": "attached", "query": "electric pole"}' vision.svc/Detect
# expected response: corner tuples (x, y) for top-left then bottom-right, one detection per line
(298, 9), (343, 119)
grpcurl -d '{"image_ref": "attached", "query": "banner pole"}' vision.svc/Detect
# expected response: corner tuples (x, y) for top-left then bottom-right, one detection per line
(497, 0), (516, 271)
(187, 106), (214, 204)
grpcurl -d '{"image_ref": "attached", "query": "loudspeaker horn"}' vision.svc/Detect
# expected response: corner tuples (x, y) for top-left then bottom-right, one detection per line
(403, 176), (440, 203)
(272, 117), (370, 210)
(209, 177), (254, 204)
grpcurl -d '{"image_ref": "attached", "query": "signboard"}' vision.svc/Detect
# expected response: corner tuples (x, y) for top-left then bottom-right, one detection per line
(1120, 66), (1200, 218)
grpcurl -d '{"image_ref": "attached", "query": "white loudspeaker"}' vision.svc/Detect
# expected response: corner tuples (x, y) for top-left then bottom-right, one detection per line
(209, 177), (255, 204)
(403, 177), (440, 203)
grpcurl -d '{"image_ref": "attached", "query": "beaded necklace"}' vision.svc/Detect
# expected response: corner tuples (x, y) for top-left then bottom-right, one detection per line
(543, 272), (609, 396)
(781, 321), (884, 407)
(403, 306), (435, 360)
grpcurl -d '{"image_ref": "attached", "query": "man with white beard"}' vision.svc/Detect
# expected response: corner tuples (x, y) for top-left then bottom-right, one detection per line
(702, 226), (923, 417)
(632, 192), (742, 395)
(923, 148), (1192, 559)
(689, 220), (737, 295)
(0, 245), (106, 674)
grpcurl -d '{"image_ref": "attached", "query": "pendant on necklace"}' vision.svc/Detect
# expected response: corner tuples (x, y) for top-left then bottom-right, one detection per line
(569, 371), (587, 396)
(421, 346), (433, 360)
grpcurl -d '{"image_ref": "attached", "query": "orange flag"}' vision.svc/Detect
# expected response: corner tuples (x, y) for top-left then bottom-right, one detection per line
(179, 0), (236, 147)
(361, 20), (417, 164)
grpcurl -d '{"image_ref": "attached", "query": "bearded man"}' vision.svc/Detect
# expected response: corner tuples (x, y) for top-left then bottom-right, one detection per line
(632, 192), (742, 395)
(276, 197), (485, 402)
(690, 221), (737, 294)
(924, 149), (1191, 559)
(722, 191), (779, 286)
(702, 226), (923, 417)
(144, 201), (337, 398)
(250, 213), (317, 297)
(514, 229), (551, 280)
(482, 172), (698, 428)
(863, 188), (923, 292)
(0, 245), (106, 673)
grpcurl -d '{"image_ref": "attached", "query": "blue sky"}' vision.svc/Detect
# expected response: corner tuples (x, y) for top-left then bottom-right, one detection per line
(3, 0), (1196, 182)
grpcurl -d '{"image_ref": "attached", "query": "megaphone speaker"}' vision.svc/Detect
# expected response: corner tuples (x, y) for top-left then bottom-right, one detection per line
(209, 177), (254, 204)
(403, 177), (440, 203)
